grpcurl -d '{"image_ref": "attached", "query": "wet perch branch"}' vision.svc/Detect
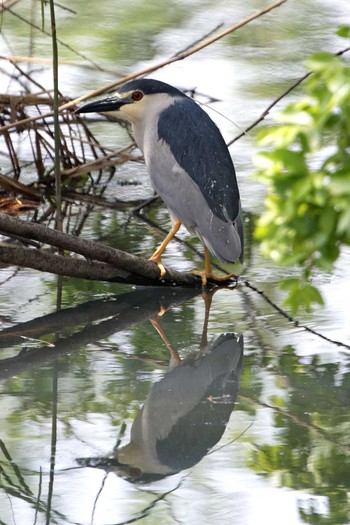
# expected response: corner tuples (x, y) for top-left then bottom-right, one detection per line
(0, 213), (207, 288)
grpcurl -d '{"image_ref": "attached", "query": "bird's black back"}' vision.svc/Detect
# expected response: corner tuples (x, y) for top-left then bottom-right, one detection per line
(157, 97), (240, 222)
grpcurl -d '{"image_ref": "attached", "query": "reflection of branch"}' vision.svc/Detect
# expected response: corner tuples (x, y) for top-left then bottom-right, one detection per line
(243, 280), (350, 351)
(34, 468), (43, 525)
(91, 472), (109, 524)
(0, 439), (67, 524)
(240, 395), (350, 454)
(0, 439), (32, 496)
(0, 288), (199, 378)
(46, 365), (58, 525)
(114, 477), (186, 525)
(207, 422), (254, 455)
(0, 289), (197, 350)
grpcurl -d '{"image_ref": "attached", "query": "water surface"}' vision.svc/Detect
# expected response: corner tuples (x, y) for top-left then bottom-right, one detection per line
(0, 1), (349, 524)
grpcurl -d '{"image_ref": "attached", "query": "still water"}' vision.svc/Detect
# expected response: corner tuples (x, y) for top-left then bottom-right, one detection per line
(1, 1), (350, 524)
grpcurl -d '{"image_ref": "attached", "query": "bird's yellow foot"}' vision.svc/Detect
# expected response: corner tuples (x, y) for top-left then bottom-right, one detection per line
(148, 255), (166, 277)
(191, 270), (209, 287)
(191, 270), (238, 288)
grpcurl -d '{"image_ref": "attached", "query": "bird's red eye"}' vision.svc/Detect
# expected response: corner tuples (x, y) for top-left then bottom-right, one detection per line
(132, 90), (143, 101)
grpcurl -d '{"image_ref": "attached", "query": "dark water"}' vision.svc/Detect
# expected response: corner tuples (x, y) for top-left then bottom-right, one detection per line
(1, 1), (350, 524)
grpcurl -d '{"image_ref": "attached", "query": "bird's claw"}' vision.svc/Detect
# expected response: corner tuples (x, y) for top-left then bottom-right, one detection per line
(191, 270), (208, 287)
(148, 255), (167, 278)
(191, 270), (238, 289)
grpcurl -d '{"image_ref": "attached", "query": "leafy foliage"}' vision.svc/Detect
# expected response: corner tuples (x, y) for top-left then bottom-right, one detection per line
(254, 47), (350, 312)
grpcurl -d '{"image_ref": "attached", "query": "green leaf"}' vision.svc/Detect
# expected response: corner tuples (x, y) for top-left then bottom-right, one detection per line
(280, 277), (301, 291)
(306, 52), (341, 72)
(253, 40), (350, 312)
(283, 282), (324, 314)
(328, 174), (350, 196)
(336, 26), (350, 38)
(337, 207), (350, 238)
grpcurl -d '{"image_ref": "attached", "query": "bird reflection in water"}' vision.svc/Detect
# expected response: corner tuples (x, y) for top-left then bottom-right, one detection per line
(78, 292), (243, 484)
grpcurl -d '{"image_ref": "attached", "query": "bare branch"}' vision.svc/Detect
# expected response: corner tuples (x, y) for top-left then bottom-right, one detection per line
(0, 214), (210, 287)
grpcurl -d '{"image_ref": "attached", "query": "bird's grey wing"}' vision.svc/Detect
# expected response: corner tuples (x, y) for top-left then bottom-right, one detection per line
(157, 97), (240, 223)
(146, 137), (244, 263)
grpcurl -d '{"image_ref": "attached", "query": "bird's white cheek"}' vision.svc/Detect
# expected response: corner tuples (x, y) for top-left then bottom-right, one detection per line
(118, 105), (135, 121)
(120, 100), (148, 122)
(101, 109), (126, 120)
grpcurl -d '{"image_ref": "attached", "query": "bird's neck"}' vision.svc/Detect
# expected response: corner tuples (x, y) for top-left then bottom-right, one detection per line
(132, 114), (158, 159)
(132, 94), (179, 155)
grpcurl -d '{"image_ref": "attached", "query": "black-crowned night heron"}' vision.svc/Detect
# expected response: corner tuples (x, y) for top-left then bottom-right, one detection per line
(77, 79), (244, 285)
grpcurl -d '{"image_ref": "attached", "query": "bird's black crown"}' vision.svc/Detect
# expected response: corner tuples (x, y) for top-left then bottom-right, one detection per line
(118, 78), (185, 98)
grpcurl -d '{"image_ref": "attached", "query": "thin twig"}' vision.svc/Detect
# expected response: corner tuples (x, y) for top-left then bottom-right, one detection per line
(0, 0), (20, 13)
(207, 422), (254, 455)
(48, 0), (62, 232)
(228, 71), (311, 144)
(110, 478), (186, 525)
(91, 472), (109, 524)
(33, 468), (43, 525)
(228, 45), (350, 144)
(0, 0), (288, 133)
(171, 22), (224, 58)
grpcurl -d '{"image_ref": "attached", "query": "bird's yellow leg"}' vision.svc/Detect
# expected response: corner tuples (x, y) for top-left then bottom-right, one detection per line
(149, 316), (182, 368)
(148, 219), (182, 277)
(191, 246), (212, 286)
(199, 289), (214, 350)
(192, 246), (238, 287)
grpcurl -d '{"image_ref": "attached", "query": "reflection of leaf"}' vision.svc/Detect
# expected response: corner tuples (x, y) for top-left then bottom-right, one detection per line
(243, 338), (350, 519)
(246, 361), (350, 525)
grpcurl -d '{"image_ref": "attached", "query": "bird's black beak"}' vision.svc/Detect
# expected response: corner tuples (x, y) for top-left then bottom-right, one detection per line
(76, 96), (125, 115)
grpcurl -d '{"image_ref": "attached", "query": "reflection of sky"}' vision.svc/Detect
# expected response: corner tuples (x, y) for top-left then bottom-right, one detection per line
(23, 430), (310, 525)
(287, 246), (350, 366)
